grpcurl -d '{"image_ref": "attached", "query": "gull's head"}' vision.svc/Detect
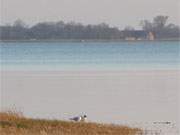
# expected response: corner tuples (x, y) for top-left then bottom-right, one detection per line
(81, 115), (87, 122)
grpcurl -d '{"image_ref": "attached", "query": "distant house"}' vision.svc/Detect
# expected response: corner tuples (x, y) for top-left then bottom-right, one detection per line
(147, 31), (155, 41)
(122, 30), (155, 41)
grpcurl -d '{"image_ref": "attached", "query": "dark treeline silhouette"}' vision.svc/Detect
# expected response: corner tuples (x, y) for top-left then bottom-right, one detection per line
(0, 16), (179, 40)
(0, 21), (121, 40)
(140, 16), (180, 39)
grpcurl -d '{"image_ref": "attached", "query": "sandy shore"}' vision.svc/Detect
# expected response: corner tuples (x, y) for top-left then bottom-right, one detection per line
(0, 70), (179, 126)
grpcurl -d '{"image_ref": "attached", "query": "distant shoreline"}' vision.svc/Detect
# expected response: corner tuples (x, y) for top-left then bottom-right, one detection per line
(0, 38), (180, 43)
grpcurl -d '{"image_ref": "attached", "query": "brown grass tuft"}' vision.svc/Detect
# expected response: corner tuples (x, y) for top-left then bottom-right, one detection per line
(0, 112), (142, 135)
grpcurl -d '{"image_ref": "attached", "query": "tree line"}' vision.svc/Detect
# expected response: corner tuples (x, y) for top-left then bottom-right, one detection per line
(140, 16), (180, 39)
(0, 16), (179, 40)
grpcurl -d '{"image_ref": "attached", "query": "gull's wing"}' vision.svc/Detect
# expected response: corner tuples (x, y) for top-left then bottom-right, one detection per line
(70, 116), (81, 121)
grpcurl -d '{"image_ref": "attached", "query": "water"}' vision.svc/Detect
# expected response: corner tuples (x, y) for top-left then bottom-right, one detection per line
(0, 41), (180, 70)
(0, 41), (180, 134)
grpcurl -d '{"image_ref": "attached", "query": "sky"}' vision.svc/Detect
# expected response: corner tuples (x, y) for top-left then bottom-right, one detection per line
(0, 0), (180, 29)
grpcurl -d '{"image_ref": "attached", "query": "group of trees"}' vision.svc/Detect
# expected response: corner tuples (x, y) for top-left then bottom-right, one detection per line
(0, 21), (121, 40)
(140, 16), (180, 39)
(0, 16), (179, 40)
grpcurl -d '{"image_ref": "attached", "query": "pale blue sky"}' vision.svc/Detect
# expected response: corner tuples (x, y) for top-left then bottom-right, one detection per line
(1, 0), (179, 28)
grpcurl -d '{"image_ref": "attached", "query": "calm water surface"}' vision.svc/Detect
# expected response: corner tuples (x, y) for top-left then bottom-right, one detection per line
(0, 41), (180, 70)
(0, 41), (179, 134)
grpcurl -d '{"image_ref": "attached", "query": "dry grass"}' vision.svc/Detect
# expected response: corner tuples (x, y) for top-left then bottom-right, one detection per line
(0, 111), (142, 135)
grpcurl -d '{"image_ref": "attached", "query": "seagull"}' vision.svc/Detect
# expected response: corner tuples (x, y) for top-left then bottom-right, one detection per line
(70, 115), (87, 122)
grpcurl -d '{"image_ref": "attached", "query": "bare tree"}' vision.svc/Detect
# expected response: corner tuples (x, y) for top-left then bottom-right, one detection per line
(13, 19), (27, 28)
(140, 20), (153, 31)
(153, 15), (169, 29)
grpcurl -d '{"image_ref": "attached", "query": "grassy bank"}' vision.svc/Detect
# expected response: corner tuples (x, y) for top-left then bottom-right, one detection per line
(0, 112), (142, 135)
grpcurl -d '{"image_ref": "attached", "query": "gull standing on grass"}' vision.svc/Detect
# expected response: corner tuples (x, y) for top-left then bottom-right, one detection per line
(70, 115), (87, 122)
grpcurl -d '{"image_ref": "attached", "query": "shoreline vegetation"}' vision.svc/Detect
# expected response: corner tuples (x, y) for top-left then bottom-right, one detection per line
(0, 111), (142, 135)
(0, 16), (179, 42)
